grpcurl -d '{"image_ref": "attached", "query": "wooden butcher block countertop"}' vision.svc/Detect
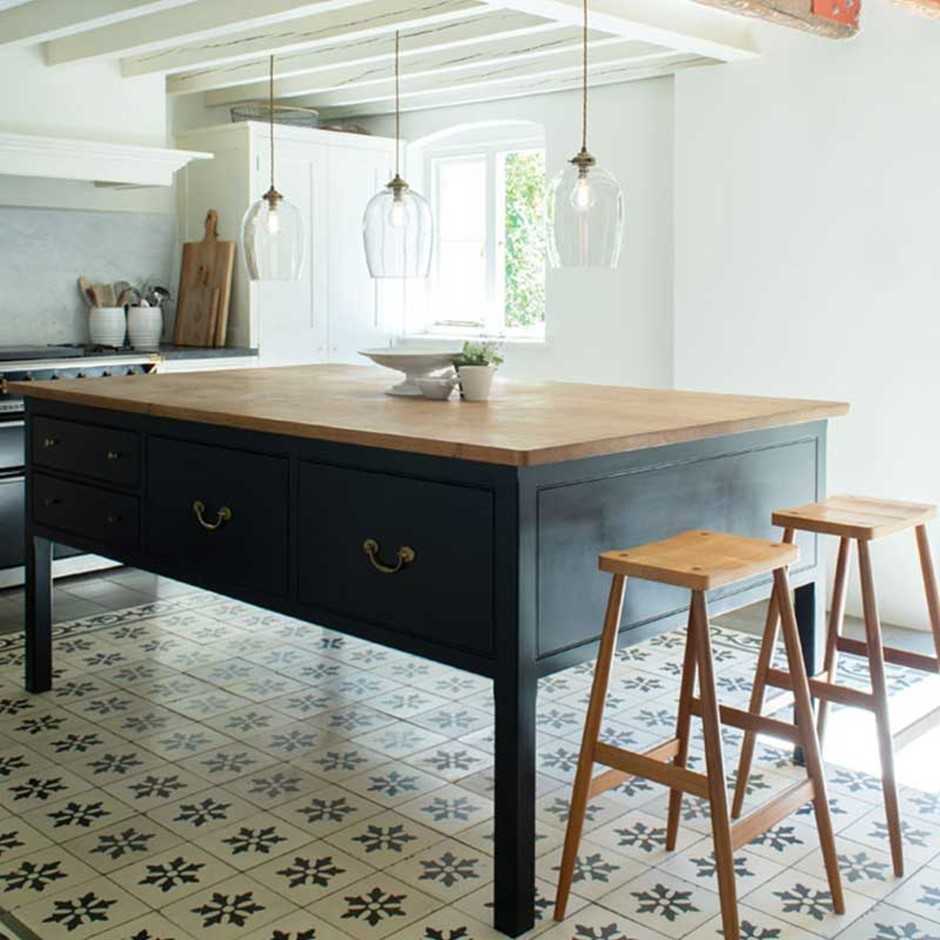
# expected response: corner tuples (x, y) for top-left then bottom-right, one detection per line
(11, 364), (849, 467)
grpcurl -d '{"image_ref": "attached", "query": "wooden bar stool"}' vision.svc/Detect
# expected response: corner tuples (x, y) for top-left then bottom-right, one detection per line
(732, 495), (940, 879)
(554, 530), (845, 940)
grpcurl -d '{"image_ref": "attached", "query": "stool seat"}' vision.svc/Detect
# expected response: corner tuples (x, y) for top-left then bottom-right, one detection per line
(599, 530), (798, 590)
(773, 495), (937, 541)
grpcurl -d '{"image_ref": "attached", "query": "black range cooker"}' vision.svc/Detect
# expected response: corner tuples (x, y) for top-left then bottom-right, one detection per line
(0, 347), (158, 580)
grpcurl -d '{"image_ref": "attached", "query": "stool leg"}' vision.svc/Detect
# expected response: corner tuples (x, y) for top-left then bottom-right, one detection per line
(731, 591), (781, 819)
(858, 540), (904, 878)
(554, 573), (627, 921)
(731, 527), (793, 819)
(915, 524), (940, 663)
(774, 567), (846, 913)
(691, 590), (740, 940)
(816, 537), (852, 744)
(666, 603), (698, 850)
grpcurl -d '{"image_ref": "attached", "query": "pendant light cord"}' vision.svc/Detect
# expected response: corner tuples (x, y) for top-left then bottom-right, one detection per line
(581, 0), (588, 153)
(269, 54), (276, 192)
(394, 30), (401, 178)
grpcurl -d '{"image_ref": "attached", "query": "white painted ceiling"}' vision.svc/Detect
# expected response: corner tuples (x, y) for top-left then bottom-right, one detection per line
(0, 0), (757, 119)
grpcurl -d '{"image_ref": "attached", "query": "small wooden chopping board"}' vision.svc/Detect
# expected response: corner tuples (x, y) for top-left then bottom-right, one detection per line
(174, 209), (235, 347)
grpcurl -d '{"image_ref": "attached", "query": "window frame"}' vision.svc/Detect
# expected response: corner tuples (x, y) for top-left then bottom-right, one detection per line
(419, 134), (546, 341)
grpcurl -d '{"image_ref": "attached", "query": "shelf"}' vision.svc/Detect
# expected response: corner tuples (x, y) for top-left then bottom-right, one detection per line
(0, 131), (212, 187)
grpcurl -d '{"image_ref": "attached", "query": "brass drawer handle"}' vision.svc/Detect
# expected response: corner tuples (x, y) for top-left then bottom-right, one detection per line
(107, 450), (120, 461)
(363, 538), (416, 575)
(42, 437), (59, 449)
(193, 500), (232, 532)
(106, 512), (122, 525)
(42, 497), (61, 508)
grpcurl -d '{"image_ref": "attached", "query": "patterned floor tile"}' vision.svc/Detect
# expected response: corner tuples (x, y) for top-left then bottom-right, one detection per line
(250, 841), (376, 906)
(453, 877), (583, 936)
(743, 869), (877, 938)
(137, 722), (236, 761)
(840, 808), (940, 868)
(456, 817), (567, 860)
(407, 743), (494, 784)
(162, 874), (302, 936)
(326, 809), (444, 866)
(241, 909), (349, 939)
(71, 744), (168, 786)
(598, 869), (721, 939)
(110, 844), (239, 907)
(203, 703), (298, 736)
(0, 846), (98, 909)
(177, 743), (280, 784)
(389, 836), (495, 902)
(170, 689), (257, 721)
(225, 764), (326, 809)
(147, 787), (259, 837)
(63, 814), (184, 873)
(839, 903), (940, 939)
(343, 762), (448, 808)
(245, 721), (330, 760)
(0, 764), (94, 812)
(385, 911), (505, 939)
(397, 785), (494, 837)
(539, 903), (680, 940)
(14, 877), (150, 939)
(273, 783), (384, 840)
(200, 812), (315, 872)
(536, 790), (631, 836)
(683, 903), (822, 939)
(536, 837), (645, 901)
(884, 868), (940, 927)
(587, 809), (700, 866)
(93, 912), (198, 939)
(666, 840), (788, 899)
(296, 743), (391, 781)
(314, 873), (441, 939)
(350, 724), (449, 762)
(794, 836), (902, 900)
(104, 764), (211, 811)
(23, 788), (136, 839)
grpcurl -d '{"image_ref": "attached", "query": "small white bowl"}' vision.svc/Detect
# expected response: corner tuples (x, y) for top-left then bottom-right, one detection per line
(417, 377), (456, 400)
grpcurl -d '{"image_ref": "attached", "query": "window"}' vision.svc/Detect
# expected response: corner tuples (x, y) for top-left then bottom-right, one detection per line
(417, 130), (546, 340)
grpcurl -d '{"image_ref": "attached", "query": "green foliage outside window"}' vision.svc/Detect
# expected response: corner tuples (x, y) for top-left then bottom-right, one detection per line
(504, 150), (546, 330)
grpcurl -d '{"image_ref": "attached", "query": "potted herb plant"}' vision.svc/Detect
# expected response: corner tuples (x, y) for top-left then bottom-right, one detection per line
(452, 341), (504, 401)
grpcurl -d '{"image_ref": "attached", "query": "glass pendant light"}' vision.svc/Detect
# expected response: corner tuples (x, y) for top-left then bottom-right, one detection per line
(547, 0), (624, 269)
(241, 55), (304, 281)
(362, 31), (433, 279)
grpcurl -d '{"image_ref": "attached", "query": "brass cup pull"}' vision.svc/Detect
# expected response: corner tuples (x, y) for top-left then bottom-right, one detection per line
(363, 538), (416, 575)
(42, 437), (59, 448)
(193, 500), (232, 532)
(106, 450), (120, 461)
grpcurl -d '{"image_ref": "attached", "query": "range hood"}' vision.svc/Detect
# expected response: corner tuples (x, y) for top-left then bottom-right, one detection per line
(0, 130), (212, 187)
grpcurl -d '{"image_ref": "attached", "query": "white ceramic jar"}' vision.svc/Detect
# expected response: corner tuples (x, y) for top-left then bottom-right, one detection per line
(88, 307), (127, 348)
(457, 365), (497, 401)
(127, 305), (163, 351)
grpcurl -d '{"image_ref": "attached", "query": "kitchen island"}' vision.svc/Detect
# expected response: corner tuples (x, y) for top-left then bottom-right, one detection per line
(12, 364), (848, 937)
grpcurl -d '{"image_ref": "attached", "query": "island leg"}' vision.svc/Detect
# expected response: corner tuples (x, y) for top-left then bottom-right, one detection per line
(25, 535), (52, 693)
(493, 662), (537, 937)
(795, 578), (825, 678)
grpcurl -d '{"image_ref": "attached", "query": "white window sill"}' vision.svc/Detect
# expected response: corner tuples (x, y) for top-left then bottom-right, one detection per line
(403, 331), (548, 347)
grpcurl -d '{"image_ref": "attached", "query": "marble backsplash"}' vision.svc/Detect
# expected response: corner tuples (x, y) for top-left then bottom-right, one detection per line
(0, 206), (176, 346)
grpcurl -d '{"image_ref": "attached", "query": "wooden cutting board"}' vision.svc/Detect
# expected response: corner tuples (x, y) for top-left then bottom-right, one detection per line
(174, 209), (235, 347)
(174, 284), (220, 347)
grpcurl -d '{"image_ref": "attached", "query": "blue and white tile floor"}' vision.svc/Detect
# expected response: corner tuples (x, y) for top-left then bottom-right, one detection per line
(0, 590), (937, 939)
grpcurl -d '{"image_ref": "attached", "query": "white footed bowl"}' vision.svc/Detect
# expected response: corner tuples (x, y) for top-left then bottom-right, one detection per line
(359, 347), (458, 397)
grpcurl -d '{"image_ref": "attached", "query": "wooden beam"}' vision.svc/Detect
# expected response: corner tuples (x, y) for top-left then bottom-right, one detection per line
(0, 0), (197, 48)
(121, 0), (487, 76)
(43, 0), (396, 65)
(894, 0), (940, 17)
(168, 10), (556, 95)
(486, 0), (758, 61)
(316, 51), (714, 117)
(294, 42), (683, 110)
(690, 0), (859, 38)
(205, 29), (640, 106)
(730, 780), (815, 850)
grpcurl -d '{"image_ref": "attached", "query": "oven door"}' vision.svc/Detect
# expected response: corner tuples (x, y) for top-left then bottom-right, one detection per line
(0, 473), (25, 569)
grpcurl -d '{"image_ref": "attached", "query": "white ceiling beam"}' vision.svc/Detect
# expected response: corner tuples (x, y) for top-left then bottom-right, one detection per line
(121, 0), (487, 76)
(43, 0), (395, 65)
(298, 42), (682, 109)
(319, 51), (711, 118)
(0, 0), (197, 48)
(483, 0), (757, 62)
(167, 9), (553, 95)
(204, 27), (641, 105)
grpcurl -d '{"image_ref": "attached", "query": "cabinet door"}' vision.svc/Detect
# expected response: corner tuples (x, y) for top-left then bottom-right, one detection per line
(255, 138), (329, 366)
(326, 145), (400, 363)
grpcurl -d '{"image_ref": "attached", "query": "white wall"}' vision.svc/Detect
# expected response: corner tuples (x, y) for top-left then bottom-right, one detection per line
(0, 46), (172, 212)
(360, 81), (674, 387)
(674, 0), (940, 629)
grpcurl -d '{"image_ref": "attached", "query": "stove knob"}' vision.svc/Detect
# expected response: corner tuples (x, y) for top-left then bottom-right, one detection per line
(125, 367), (136, 376)
(76, 372), (85, 379)
(102, 370), (111, 377)
(50, 372), (59, 380)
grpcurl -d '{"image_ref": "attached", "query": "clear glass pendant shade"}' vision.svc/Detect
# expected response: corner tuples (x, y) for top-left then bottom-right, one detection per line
(547, 158), (624, 269)
(241, 191), (305, 281)
(362, 181), (433, 279)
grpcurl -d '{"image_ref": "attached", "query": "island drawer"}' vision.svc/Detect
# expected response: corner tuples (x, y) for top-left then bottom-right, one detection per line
(145, 437), (289, 597)
(298, 463), (494, 655)
(33, 473), (139, 549)
(32, 416), (139, 488)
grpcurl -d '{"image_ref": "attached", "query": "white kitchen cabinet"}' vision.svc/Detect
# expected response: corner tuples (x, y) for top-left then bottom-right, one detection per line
(176, 122), (400, 366)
